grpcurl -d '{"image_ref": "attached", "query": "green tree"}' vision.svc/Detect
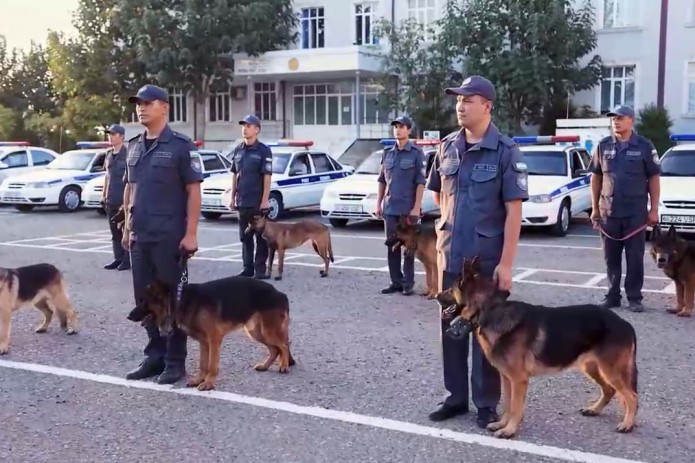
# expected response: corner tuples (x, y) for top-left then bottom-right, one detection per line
(636, 103), (674, 156)
(119, 0), (299, 139)
(372, 17), (459, 136)
(0, 105), (17, 139)
(440, 0), (603, 134)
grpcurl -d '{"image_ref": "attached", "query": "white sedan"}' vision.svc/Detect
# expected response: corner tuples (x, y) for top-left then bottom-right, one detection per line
(514, 135), (593, 236)
(319, 139), (440, 228)
(82, 147), (232, 214)
(0, 141), (59, 183)
(0, 141), (110, 212)
(200, 140), (354, 221)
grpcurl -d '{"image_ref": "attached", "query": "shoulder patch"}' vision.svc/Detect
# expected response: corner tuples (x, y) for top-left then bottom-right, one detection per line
(516, 173), (528, 191)
(512, 162), (528, 172)
(189, 151), (202, 172)
(652, 149), (660, 164)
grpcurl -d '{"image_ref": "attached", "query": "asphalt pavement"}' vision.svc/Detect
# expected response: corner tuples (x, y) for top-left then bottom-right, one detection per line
(0, 205), (693, 463)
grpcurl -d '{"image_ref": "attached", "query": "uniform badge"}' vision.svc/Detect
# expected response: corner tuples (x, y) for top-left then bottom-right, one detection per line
(652, 149), (660, 164)
(189, 151), (202, 172)
(512, 162), (527, 172)
(265, 160), (273, 171)
(517, 173), (528, 191)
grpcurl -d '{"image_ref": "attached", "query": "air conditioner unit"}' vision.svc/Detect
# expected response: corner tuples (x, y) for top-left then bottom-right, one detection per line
(232, 86), (246, 100)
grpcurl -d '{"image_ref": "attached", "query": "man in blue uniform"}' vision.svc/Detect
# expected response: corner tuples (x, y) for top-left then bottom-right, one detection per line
(426, 76), (528, 427)
(121, 84), (203, 384)
(376, 116), (426, 295)
(102, 123), (130, 271)
(230, 114), (273, 279)
(589, 105), (661, 312)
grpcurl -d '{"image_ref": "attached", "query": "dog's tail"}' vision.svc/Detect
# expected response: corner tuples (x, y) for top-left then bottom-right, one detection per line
(631, 335), (638, 393)
(327, 229), (334, 263)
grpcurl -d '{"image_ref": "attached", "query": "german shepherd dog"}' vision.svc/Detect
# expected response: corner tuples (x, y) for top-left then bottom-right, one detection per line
(383, 215), (438, 299)
(649, 224), (695, 317)
(245, 213), (334, 281)
(436, 256), (639, 439)
(127, 275), (295, 390)
(0, 263), (78, 354)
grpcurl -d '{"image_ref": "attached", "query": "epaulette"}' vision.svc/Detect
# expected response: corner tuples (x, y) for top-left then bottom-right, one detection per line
(127, 133), (141, 143)
(499, 135), (515, 148)
(172, 131), (193, 142)
(599, 135), (613, 144)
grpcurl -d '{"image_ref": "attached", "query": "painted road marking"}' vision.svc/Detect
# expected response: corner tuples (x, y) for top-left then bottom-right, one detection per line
(0, 238), (675, 295)
(0, 359), (646, 463)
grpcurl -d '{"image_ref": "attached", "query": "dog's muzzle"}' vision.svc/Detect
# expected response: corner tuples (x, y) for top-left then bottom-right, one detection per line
(656, 253), (668, 268)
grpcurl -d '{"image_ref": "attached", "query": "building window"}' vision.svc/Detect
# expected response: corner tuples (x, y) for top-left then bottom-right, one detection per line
(301, 7), (325, 49)
(687, 62), (695, 115)
(600, 65), (635, 113)
(168, 88), (187, 123)
(408, 0), (436, 39)
(360, 84), (390, 124)
(602, 0), (639, 28)
(208, 87), (232, 122)
(293, 83), (354, 126)
(354, 3), (377, 45)
(254, 83), (277, 121)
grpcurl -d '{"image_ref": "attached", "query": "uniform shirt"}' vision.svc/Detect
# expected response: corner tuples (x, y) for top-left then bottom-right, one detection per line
(105, 145), (127, 206)
(426, 123), (529, 275)
(124, 125), (204, 243)
(588, 132), (661, 218)
(230, 140), (273, 208)
(377, 141), (427, 215)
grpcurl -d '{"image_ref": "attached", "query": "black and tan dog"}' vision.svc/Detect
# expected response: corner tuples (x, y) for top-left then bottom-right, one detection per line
(436, 256), (639, 439)
(649, 224), (695, 317)
(384, 215), (438, 298)
(0, 263), (78, 354)
(127, 274), (295, 390)
(245, 213), (334, 281)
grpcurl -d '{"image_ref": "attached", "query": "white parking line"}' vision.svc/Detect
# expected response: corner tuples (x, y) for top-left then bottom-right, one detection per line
(0, 359), (646, 463)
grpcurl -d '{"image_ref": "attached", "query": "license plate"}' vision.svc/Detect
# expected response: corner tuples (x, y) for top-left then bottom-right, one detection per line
(3, 191), (21, 198)
(202, 198), (221, 206)
(89, 194), (101, 202)
(661, 215), (695, 225)
(335, 204), (362, 213)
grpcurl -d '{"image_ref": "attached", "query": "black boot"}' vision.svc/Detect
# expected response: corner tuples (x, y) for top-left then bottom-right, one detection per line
(157, 364), (186, 384)
(104, 260), (121, 270)
(125, 358), (164, 380)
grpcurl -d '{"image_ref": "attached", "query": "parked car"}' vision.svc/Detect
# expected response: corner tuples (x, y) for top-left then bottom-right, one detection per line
(0, 141), (59, 184)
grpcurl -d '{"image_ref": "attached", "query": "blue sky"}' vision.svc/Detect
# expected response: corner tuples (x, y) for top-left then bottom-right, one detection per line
(0, 0), (78, 52)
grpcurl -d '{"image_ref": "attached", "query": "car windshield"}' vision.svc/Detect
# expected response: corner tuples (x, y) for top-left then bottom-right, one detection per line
(521, 150), (568, 176)
(355, 150), (383, 175)
(271, 152), (290, 174)
(47, 150), (96, 170)
(660, 149), (695, 176)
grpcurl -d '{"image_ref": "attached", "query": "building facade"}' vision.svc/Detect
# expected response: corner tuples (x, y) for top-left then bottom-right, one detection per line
(121, 0), (695, 155)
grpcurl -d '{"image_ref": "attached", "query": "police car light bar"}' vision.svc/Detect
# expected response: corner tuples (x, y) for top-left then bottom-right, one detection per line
(512, 135), (581, 144)
(0, 141), (30, 146)
(379, 138), (441, 146)
(76, 141), (112, 149)
(266, 140), (314, 147)
(670, 134), (695, 142)
(194, 140), (204, 147)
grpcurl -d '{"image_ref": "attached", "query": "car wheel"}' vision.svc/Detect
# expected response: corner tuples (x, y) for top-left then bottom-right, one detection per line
(267, 192), (283, 221)
(15, 205), (35, 212)
(58, 185), (82, 213)
(329, 218), (349, 228)
(202, 212), (222, 220)
(550, 199), (571, 237)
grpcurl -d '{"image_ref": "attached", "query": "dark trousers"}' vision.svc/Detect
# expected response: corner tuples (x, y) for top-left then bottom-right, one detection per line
(384, 214), (415, 288)
(440, 270), (500, 410)
(130, 239), (187, 367)
(106, 204), (129, 263)
(600, 215), (646, 303)
(237, 208), (268, 275)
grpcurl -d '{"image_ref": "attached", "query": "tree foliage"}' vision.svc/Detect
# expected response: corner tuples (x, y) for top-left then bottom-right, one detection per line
(372, 18), (459, 135)
(440, 0), (603, 134)
(636, 103), (674, 156)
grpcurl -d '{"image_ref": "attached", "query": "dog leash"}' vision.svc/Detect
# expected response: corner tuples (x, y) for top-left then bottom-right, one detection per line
(170, 253), (189, 319)
(596, 222), (649, 241)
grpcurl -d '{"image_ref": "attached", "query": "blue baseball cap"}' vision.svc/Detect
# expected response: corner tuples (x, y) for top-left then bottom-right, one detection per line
(606, 105), (635, 118)
(127, 84), (169, 104)
(445, 75), (496, 102)
(239, 114), (261, 127)
(390, 116), (413, 129)
(105, 124), (125, 135)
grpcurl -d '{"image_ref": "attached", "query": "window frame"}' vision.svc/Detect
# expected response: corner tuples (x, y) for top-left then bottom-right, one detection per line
(253, 82), (277, 121)
(353, 2), (378, 46)
(300, 7), (325, 49)
(598, 64), (637, 114)
(168, 87), (188, 123)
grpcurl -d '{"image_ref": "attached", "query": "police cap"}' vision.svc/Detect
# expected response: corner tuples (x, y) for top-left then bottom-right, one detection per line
(445, 75), (496, 102)
(239, 114), (261, 128)
(128, 85), (169, 104)
(105, 124), (125, 135)
(606, 105), (635, 118)
(390, 116), (413, 129)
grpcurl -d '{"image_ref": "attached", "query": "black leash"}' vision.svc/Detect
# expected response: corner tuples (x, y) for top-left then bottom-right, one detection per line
(168, 252), (189, 321)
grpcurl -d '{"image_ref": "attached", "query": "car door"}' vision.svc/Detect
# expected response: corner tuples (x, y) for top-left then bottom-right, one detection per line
(575, 148), (593, 212)
(568, 149), (591, 213)
(0, 149), (32, 182)
(308, 152), (339, 206)
(285, 152), (314, 207)
(30, 149), (56, 168)
(200, 152), (228, 178)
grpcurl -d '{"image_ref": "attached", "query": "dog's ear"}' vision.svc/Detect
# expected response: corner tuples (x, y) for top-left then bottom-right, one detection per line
(667, 225), (677, 240)
(651, 224), (661, 240)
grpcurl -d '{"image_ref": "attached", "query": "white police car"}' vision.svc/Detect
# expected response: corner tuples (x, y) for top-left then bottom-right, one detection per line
(650, 134), (695, 234)
(513, 135), (593, 236)
(0, 141), (59, 183)
(200, 140), (354, 221)
(82, 143), (231, 214)
(0, 141), (109, 212)
(320, 139), (440, 228)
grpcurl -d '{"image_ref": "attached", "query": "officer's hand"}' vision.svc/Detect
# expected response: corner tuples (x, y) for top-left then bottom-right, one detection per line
(180, 234), (198, 257)
(409, 207), (421, 218)
(376, 204), (383, 218)
(647, 209), (658, 226)
(493, 264), (513, 291)
(590, 209), (601, 230)
(260, 199), (270, 210)
(121, 235), (130, 251)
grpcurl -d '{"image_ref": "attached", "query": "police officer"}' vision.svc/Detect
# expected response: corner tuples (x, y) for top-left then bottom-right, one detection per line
(589, 105), (661, 313)
(426, 76), (529, 427)
(121, 84), (204, 384)
(230, 114), (273, 279)
(376, 116), (426, 295)
(102, 124), (130, 271)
